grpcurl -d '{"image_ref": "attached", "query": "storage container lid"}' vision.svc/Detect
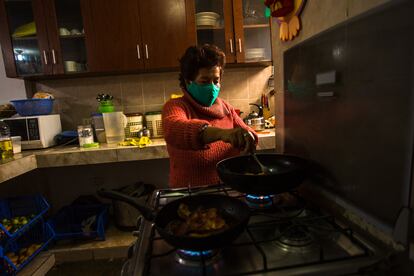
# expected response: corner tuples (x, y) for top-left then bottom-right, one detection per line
(145, 111), (161, 115)
(126, 112), (143, 117)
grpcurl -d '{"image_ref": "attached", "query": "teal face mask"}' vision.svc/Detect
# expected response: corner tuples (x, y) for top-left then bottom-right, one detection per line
(186, 82), (220, 107)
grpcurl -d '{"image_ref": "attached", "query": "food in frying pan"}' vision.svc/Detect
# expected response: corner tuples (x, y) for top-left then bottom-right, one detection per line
(167, 204), (228, 237)
(243, 171), (265, 175)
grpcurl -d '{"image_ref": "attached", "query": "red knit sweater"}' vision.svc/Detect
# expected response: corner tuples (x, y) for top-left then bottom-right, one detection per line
(162, 91), (258, 188)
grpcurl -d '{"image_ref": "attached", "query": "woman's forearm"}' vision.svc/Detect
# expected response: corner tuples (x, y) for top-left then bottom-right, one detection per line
(201, 126), (224, 144)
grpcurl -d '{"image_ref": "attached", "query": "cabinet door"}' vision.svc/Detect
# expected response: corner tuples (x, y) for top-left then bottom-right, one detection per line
(194, 0), (236, 64)
(233, 0), (272, 63)
(139, 0), (194, 69)
(82, 0), (144, 72)
(0, 0), (51, 77)
(44, 0), (88, 75)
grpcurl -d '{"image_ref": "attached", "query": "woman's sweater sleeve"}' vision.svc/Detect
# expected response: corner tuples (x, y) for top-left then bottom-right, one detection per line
(162, 99), (210, 150)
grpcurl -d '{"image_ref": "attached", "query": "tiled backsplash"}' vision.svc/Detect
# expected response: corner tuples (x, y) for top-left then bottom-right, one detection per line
(36, 66), (273, 130)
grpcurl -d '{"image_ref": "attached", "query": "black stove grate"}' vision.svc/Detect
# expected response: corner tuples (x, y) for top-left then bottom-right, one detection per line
(142, 184), (372, 276)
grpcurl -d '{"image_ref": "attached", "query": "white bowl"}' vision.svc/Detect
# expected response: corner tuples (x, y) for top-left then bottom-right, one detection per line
(196, 12), (220, 19)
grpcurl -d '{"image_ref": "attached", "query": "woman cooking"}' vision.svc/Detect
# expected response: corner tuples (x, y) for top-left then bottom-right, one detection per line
(162, 44), (258, 188)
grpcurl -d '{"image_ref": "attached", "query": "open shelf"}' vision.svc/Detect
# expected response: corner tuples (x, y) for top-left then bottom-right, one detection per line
(12, 36), (37, 41)
(196, 26), (224, 30)
(243, 24), (270, 29)
(59, 34), (85, 39)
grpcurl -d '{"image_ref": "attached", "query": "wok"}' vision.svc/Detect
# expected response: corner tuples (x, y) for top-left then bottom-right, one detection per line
(217, 153), (309, 196)
(97, 190), (250, 251)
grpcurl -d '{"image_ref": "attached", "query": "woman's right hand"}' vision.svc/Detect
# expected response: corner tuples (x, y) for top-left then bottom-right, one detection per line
(202, 126), (256, 154)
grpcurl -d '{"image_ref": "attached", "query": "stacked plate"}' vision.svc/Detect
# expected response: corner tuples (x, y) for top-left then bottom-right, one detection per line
(196, 12), (220, 27)
(245, 48), (265, 60)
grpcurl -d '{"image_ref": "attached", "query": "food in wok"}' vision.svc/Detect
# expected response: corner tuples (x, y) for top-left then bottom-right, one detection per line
(167, 204), (228, 237)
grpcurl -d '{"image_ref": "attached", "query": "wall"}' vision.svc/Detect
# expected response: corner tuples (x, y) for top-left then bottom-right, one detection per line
(272, 0), (391, 152)
(0, 45), (26, 103)
(36, 66), (273, 130)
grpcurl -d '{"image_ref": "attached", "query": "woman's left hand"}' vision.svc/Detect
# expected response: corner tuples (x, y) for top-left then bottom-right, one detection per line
(202, 126), (256, 154)
(220, 128), (256, 154)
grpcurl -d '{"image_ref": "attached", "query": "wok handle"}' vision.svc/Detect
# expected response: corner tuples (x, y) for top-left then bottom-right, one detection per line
(97, 189), (156, 221)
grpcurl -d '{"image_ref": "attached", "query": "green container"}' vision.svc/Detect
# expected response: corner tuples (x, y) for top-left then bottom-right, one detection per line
(98, 100), (115, 113)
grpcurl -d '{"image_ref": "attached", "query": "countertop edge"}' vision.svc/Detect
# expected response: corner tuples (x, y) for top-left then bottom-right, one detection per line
(0, 154), (37, 183)
(0, 131), (275, 183)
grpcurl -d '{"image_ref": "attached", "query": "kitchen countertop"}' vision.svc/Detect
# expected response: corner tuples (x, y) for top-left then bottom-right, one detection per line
(0, 129), (275, 184)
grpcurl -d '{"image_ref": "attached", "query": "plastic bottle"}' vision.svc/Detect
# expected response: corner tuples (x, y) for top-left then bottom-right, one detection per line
(0, 121), (13, 160)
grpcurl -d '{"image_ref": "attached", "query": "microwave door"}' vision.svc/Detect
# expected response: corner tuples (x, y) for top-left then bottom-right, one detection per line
(7, 119), (29, 141)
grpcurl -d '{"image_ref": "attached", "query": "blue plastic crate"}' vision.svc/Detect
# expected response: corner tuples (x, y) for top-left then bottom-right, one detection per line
(0, 219), (55, 275)
(48, 204), (108, 241)
(0, 195), (50, 243)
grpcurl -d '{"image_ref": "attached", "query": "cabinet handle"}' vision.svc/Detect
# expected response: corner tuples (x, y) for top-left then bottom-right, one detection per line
(51, 49), (57, 64)
(145, 44), (149, 59)
(42, 50), (48, 65)
(238, 38), (242, 53)
(136, 45), (141, 59)
(229, 39), (234, 53)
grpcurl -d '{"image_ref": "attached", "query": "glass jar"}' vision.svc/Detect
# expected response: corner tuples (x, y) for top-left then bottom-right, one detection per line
(77, 125), (94, 147)
(0, 121), (13, 160)
(125, 113), (143, 138)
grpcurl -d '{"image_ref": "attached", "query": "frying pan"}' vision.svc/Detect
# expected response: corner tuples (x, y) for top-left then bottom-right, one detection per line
(97, 190), (250, 251)
(217, 153), (309, 196)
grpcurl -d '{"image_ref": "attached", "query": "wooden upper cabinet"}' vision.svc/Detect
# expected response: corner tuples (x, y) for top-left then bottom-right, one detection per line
(43, 0), (88, 75)
(193, 0), (272, 64)
(0, 0), (90, 77)
(83, 0), (194, 72)
(0, 0), (51, 77)
(233, 0), (272, 63)
(0, 0), (270, 79)
(139, 0), (195, 69)
(193, 0), (236, 64)
(83, 0), (144, 72)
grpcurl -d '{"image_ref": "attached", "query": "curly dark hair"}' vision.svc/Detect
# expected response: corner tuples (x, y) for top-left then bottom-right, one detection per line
(179, 44), (226, 88)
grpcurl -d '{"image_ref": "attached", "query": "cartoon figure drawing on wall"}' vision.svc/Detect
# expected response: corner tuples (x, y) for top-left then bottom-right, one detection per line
(264, 0), (306, 41)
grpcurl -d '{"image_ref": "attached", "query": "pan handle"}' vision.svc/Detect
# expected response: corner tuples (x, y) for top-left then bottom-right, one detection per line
(97, 189), (156, 221)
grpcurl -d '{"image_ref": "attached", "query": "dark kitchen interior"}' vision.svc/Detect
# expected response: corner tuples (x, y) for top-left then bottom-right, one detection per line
(0, 0), (413, 275)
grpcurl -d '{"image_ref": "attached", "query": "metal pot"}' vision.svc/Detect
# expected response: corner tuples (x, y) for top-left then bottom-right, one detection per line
(244, 103), (265, 131)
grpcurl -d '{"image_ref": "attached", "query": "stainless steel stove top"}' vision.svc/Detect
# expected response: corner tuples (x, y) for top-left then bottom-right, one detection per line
(124, 185), (387, 276)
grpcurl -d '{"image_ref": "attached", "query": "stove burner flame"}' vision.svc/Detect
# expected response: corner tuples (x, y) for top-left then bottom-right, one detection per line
(246, 195), (272, 200)
(177, 250), (214, 258)
(175, 249), (221, 266)
(245, 194), (273, 209)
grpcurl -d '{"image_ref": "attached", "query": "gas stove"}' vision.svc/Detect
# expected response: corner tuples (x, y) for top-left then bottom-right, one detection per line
(123, 184), (390, 276)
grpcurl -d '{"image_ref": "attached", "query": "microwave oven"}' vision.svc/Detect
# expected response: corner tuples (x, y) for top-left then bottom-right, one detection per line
(2, 114), (62, 149)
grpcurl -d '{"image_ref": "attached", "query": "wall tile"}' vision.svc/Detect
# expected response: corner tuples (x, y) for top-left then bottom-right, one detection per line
(247, 66), (272, 101)
(221, 68), (248, 100)
(142, 74), (165, 105)
(227, 99), (251, 116)
(120, 75), (143, 106)
(144, 104), (164, 113)
(123, 105), (145, 114)
(34, 66), (270, 129)
(163, 72), (181, 100)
